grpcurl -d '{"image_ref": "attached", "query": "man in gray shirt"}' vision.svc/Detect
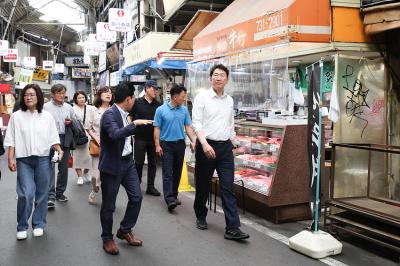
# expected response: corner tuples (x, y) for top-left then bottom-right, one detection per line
(44, 84), (76, 208)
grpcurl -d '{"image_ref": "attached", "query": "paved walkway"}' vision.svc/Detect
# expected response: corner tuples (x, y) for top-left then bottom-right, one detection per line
(0, 157), (397, 266)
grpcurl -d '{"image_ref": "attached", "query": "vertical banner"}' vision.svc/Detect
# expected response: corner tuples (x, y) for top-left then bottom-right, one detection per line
(307, 63), (322, 231)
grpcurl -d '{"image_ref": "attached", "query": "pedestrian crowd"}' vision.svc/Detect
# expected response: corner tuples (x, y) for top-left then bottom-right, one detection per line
(1, 64), (249, 255)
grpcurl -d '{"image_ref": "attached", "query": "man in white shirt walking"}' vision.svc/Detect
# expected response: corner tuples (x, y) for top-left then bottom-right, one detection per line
(192, 64), (249, 241)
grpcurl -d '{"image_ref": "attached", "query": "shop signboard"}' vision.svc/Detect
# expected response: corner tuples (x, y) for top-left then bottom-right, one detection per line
(18, 68), (34, 83)
(96, 22), (117, 42)
(129, 75), (146, 82)
(109, 8), (132, 32)
(43, 60), (54, 71)
(54, 63), (65, 73)
(98, 50), (107, 72)
(0, 40), (9, 56)
(72, 68), (94, 79)
(193, 0), (331, 59)
(3, 49), (18, 62)
(32, 69), (50, 81)
(64, 57), (87, 67)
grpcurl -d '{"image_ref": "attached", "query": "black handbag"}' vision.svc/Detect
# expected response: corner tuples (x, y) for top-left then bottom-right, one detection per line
(74, 106), (89, 146)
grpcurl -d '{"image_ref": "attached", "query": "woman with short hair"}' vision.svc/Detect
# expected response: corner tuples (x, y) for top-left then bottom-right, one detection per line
(4, 84), (63, 240)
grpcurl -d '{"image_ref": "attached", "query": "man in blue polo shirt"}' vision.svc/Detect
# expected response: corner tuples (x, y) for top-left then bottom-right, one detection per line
(154, 84), (196, 212)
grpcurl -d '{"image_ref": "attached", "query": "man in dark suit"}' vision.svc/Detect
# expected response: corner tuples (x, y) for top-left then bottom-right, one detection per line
(99, 82), (152, 255)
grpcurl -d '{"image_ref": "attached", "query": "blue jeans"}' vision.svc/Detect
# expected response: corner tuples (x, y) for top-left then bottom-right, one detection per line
(160, 140), (186, 204)
(16, 156), (51, 232)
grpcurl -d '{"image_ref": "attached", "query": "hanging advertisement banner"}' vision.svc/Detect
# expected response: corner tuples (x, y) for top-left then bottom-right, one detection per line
(98, 50), (107, 73)
(18, 68), (34, 83)
(3, 49), (18, 62)
(32, 69), (50, 81)
(43, 60), (54, 71)
(23, 57), (36, 68)
(96, 22), (117, 42)
(0, 40), (9, 56)
(109, 8), (132, 32)
(54, 63), (65, 73)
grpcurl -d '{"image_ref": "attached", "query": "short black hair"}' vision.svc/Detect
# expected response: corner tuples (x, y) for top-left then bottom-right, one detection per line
(210, 64), (229, 78)
(114, 82), (134, 103)
(170, 84), (187, 97)
(20, 84), (45, 113)
(94, 86), (113, 108)
(51, 83), (67, 94)
(73, 90), (87, 104)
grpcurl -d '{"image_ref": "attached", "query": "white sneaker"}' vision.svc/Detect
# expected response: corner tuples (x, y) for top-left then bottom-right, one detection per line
(33, 228), (44, 237)
(16, 230), (27, 240)
(88, 191), (96, 204)
(77, 176), (84, 185)
(83, 172), (91, 183)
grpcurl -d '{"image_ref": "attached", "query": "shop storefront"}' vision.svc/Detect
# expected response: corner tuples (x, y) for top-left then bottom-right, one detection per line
(184, 0), (389, 223)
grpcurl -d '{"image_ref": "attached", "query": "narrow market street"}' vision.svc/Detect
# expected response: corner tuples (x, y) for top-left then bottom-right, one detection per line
(0, 157), (397, 266)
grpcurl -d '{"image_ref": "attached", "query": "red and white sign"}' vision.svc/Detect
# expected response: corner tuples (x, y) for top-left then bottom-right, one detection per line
(23, 57), (36, 68)
(0, 40), (9, 56)
(43, 60), (54, 71)
(54, 63), (65, 74)
(3, 49), (18, 62)
(96, 22), (117, 42)
(109, 8), (132, 32)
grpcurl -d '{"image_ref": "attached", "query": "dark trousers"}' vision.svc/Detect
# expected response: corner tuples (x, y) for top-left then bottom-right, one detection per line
(160, 140), (186, 204)
(193, 139), (241, 230)
(49, 134), (70, 199)
(134, 139), (157, 188)
(100, 158), (142, 240)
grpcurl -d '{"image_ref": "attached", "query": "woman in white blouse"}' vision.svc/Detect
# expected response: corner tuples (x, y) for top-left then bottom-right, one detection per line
(72, 91), (94, 185)
(87, 87), (113, 204)
(5, 84), (63, 240)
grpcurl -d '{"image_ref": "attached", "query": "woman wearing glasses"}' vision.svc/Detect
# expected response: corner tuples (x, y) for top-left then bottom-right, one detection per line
(4, 84), (63, 240)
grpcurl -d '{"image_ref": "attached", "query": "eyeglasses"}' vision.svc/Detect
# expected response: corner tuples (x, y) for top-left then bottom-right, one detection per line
(212, 73), (227, 78)
(53, 91), (65, 95)
(24, 94), (37, 98)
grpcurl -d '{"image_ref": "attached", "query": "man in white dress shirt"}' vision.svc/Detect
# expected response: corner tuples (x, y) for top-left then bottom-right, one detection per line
(192, 64), (249, 241)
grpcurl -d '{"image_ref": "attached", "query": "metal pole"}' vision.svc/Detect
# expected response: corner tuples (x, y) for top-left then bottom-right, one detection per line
(3, 0), (18, 39)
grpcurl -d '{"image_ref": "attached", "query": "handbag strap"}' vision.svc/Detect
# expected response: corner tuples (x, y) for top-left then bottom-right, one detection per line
(83, 105), (86, 125)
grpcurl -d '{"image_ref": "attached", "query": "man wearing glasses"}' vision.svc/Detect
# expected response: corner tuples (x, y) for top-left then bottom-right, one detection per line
(130, 80), (161, 196)
(192, 64), (250, 241)
(44, 84), (77, 208)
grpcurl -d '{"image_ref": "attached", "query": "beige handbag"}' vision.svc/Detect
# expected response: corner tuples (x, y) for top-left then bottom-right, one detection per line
(89, 139), (100, 157)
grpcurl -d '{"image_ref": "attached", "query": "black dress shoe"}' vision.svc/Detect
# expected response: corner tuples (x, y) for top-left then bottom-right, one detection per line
(196, 219), (208, 230)
(176, 198), (182, 205)
(146, 187), (161, 196)
(224, 228), (250, 240)
(167, 201), (177, 211)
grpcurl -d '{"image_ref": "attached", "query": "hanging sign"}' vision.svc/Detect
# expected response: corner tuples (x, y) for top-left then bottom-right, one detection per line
(54, 63), (65, 73)
(109, 71), (120, 86)
(98, 50), (107, 72)
(96, 22), (117, 42)
(109, 8), (132, 32)
(3, 49), (18, 62)
(43, 60), (54, 71)
(84, 54), (90, 64)
(89, 34), (107, 51)
(72, 68), (94, 79)
(23, 57), (36, 68)
(84, 41), (98, 56)
(0, 40), (9, 56)
(18, 68), (34, 83)
(64, 57), (87, 67)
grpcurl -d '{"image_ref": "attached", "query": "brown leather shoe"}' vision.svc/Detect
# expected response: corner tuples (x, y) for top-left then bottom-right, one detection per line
(116, 229), (143, 246)
(103, 239), (119, 255)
